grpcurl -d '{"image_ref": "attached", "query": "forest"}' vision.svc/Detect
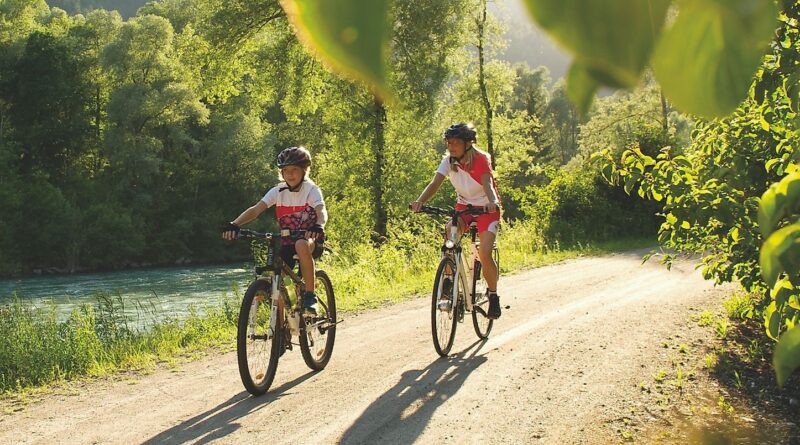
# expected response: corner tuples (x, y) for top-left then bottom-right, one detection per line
(0, 0), (663, 276)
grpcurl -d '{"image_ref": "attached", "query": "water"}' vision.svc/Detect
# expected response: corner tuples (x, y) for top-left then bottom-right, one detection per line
(0, 263), (256, 322)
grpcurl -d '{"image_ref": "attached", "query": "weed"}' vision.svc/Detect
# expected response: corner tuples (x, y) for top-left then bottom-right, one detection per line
(723, 291), (755, 320)
(673, 367), (686, 391)
(698, 310), (714, 326)
(717, 395), (735, 415)
(714, 318), (729, 339)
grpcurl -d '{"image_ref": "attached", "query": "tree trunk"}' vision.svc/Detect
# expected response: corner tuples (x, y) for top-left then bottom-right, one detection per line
(476, 0), (495, 169)
(660, 89), (669, 132)
(372, 96), (388, 242)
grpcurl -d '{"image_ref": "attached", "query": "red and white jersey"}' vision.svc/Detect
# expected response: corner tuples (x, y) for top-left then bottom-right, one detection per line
(436, 149), (499, 206)
(261, 180), (326, 234)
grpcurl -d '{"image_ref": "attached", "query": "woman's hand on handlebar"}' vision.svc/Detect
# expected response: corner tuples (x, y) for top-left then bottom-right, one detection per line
(409, 201), (424, 212)
(484, 201), (500, 213)
(221, 222), (240, 241)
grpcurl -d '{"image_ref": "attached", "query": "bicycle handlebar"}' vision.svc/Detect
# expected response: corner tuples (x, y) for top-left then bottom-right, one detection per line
(237, 228), (307, 240)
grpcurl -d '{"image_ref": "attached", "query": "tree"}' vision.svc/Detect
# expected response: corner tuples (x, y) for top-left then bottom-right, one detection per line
(10, 30), (94, 179)
(476, 0), (495, 168)
(543, 80), (580, 165)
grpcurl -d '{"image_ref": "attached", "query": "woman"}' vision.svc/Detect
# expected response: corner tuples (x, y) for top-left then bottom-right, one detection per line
(410, 123), (502, 319)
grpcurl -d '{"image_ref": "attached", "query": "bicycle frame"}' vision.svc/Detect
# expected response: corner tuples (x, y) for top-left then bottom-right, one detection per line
(245, 230), (308, 340)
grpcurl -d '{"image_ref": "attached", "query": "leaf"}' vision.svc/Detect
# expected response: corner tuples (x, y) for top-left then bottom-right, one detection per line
(523, 0), (670, 89)
(764, 301), (782, 340)
(566, 63), (599, 115)
(785, 72), (800, 114)
(758, 171), (800, 237)
(772, 277), (795, 307)
(651, 189), (663, 201)
(280, 0), (391, 98)
(760, 115), (771, 131)
(652, 0), (778, 118)
(760, 223), (800, 288)
(774, 326), (800, 387)
(600, 162), (615, 184)
(765, 158), (781, 173)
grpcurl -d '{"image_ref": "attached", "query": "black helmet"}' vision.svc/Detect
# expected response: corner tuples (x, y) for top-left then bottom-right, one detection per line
(443, 123), (477, 142)
(277, 146), (312, 168)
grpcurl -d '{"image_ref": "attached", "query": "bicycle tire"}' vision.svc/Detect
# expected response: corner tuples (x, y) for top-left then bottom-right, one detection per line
(300, 270), (337, 370)
(432, 256), (458, 356)
(237, 279), (282, 396)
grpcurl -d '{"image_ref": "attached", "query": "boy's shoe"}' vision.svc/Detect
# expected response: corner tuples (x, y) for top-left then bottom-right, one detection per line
(487, 292), (501, 319)
(302, 291), (318, 316)
(438, 277), (453, 311)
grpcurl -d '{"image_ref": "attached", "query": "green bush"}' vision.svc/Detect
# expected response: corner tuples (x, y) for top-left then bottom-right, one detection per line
(523, 168), (659, 245)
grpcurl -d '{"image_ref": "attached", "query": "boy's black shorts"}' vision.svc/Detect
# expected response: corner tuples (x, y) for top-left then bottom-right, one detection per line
(279, 240), (324, 269)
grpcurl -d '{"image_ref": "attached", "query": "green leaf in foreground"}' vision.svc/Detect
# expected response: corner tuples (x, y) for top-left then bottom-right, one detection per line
(523, 0), (669, 89)
(652, 0), (779, 118)
(774, 325), (800, 387)
(280, 0), (390, 97)
(566, 63), (599, 115)
(758, 170), (800, 237)
(760, 223), (800, 287)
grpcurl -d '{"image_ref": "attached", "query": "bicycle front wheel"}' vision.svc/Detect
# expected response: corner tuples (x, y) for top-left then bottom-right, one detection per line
(237, 279), (282, 396)
(432, 256), (458, 356)
(300, 270), (336, 370)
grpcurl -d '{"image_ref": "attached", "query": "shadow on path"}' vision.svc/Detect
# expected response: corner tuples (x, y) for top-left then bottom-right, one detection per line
(339, 340), (489, 444)
(142, 371), (316, 445)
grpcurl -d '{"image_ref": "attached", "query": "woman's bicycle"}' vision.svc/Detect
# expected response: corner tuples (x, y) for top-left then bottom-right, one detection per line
(234, 228), (339, 396)
(414, 205), (500, 356)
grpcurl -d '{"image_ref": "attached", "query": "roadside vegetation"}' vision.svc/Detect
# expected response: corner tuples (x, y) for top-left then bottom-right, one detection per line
(0, 227), (652, 396)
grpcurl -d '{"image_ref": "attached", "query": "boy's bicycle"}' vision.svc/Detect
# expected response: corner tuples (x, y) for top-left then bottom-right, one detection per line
(234, 228), (338, 396)
(415, 205), (500, 356)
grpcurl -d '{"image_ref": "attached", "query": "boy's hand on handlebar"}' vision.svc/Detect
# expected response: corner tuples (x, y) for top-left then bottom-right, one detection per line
(221, 222), (240, 240)
(305, 225), (325, 241)
(484, 202), (500, 213)
(409, 201), (423, 212)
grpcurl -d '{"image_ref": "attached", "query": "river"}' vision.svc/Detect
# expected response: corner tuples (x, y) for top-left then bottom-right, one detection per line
(0, 263), (255, 323)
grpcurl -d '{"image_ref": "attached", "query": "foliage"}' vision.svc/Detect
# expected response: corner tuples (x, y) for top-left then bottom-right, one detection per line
(523, 167), (659, 246)
(597, 1), (800, 384)
(283, 0), (780, 118)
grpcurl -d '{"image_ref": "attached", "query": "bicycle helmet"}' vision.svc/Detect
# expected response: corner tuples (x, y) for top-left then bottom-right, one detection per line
(276, 146), (312, 169)
(443, 123), (477, 142)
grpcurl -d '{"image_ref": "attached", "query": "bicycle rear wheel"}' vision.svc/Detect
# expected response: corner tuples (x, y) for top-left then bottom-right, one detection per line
(432, 256), (458, 356)
(471, 260), (494, 339)
(300, 270), (336, 370)
(237, 279), (282, 396)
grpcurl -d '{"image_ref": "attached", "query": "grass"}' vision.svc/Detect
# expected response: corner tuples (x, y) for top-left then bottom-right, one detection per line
(0, 223), (655, 397)
(0, 293), (240, 394)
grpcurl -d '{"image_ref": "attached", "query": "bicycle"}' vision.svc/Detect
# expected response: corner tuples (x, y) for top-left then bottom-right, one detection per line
(414, 205), (500, 356)
(234, 228), (339, 396)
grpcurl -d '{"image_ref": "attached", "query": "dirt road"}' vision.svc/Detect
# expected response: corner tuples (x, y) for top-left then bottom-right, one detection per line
(2, 251), (731, 444)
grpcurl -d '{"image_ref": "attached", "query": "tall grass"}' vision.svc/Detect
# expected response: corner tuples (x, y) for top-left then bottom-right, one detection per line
(0, 293), (239, 393)
(1, 221), (653, 394)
